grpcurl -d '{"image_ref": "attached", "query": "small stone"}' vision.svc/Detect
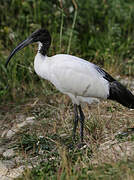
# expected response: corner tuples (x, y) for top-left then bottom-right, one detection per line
(17, 121), (27, 128)
(14, 156), (23, 164)
(6, 130), (16, 138)
(16, 114), (26, 122)
(1, 130), (8, 138)
(26, 116), (35, 121)
(0, 161), (8, 176)
(7, 166), (25, 179)
(2, 160), (16, 169)
(25, 116), (35, 124)
(0, 176), (11, 180)
(17, 116), (35, 129)
(38, 149), (44, 155)
(0, 148), (5, 155)
(5, 117), (35, 139)
(3, 149), (15, 158)
(60, 133), (68, 137)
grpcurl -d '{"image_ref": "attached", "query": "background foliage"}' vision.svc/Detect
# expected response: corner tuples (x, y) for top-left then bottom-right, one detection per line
(1, 1), (134, 179)
(0, 0), (134, 102)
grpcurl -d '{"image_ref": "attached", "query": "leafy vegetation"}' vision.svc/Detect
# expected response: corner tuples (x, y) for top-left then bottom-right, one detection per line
(0, 0), (134, 179)
(0, 0), (134, 102)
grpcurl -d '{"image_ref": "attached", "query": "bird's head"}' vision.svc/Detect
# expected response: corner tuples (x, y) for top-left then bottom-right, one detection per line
(30, 29), (51, 44)
(5, 28), (51, 67)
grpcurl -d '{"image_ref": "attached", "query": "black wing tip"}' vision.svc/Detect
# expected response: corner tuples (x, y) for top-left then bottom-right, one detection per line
(108, 81), (134, 109)
(95, 65), (115, 82)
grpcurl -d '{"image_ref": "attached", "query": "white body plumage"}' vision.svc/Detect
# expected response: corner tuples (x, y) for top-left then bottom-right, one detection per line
(34, 50), (109, 105)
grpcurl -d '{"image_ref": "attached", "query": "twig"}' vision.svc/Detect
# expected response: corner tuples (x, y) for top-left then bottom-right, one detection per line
(67, 0), (78, 54)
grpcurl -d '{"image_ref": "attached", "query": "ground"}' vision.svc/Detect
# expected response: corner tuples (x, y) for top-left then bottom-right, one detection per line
(0, 77), (134, 179)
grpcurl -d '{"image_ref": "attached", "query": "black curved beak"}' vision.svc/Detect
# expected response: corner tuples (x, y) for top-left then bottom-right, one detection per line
(5, 37), (34, 68)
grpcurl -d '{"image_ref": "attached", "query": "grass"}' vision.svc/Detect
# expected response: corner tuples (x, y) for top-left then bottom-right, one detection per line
(0, 96), (134, 179)
(0, 0), (134, 179)
(1, 0), (134, 101)
(19, 159), (134, 180)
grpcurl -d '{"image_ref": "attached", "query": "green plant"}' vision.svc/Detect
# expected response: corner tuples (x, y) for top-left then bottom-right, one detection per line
(1, 0), (134, 102)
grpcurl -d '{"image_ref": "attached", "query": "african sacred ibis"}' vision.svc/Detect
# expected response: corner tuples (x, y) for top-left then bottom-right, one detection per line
(6, 29), (134, 143)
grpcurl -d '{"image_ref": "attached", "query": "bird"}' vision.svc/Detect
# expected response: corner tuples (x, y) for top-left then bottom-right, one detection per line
(5, 28), (134, 143)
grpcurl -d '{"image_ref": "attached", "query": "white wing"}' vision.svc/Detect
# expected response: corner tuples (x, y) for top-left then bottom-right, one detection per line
(49, 54), (109, 100)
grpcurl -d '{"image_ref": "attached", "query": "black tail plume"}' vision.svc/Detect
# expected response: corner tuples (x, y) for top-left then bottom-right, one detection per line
(108, 81), (134, 109)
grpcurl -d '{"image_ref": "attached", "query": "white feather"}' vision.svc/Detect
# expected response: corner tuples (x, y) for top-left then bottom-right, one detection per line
(34, 52), (109, 105)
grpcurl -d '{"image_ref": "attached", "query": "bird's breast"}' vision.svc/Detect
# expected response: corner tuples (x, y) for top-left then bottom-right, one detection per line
(34, 53), (51, 81)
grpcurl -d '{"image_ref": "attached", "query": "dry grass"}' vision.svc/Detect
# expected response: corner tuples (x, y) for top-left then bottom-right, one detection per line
(0, 91), (134, 179)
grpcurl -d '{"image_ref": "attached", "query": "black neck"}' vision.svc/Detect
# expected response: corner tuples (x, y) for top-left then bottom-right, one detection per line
(39, 43), (49, 56)
(39, 32), (51, 56)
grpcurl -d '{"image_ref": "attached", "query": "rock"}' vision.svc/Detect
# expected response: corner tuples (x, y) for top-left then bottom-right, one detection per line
(0, 148), (5, 155)
(0, 161), (8, 176)
(6, 130), (16, 139)
(92, 140), (134, 164)
(15, 114), (26, 123)
(2, 160), (16, 169)
(26, 116), (35, 122)
(17, 121), (27, 128)
(5, 116), (35, 139)
(7, 166), (25, 179)
(0, 176), (11, 180)
(16, 116), (35, 129)
(14, 156), (23, 164)
(1, 130), (8, 138)
(3, 149), (15, 158)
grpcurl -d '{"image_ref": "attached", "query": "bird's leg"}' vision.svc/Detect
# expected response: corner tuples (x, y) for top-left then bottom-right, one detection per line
(78, 105), (85, 142)
(73, 104), (79, 141)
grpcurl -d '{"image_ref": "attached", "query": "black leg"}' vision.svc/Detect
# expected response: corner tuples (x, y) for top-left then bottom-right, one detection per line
(78, 105), (85, 142)
(73, 104), (79, 141)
